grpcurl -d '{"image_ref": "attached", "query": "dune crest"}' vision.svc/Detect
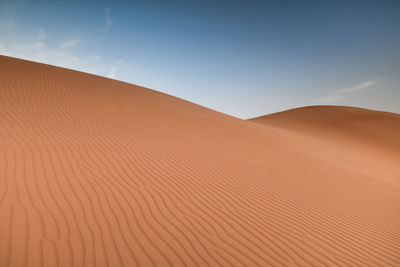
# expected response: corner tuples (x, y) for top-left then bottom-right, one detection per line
(1, 55), (400, 266)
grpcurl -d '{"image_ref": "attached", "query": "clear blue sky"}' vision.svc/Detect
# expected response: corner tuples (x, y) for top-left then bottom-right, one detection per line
(1, 0), (399, 118)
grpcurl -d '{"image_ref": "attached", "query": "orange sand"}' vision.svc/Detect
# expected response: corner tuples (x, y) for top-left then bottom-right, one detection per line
(1, 55), (399, 266)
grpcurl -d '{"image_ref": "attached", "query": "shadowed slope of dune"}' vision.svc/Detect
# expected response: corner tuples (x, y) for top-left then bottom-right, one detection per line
(1, 55), (400, 266)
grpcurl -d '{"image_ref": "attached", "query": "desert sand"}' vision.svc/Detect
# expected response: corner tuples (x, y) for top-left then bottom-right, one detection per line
(0, 55), (399, 266)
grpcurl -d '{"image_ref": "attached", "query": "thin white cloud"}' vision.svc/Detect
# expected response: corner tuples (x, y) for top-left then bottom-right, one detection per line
(59, 39), (80, 49)
(0, 2), (151, 87)
(107, 59), (123, 79)
(105, 7), (112, 30)
(0, 18), (121, 79)
(338, 80), (377, 93)
(318, 80), (378, 103)
(107, 66), (117, 79)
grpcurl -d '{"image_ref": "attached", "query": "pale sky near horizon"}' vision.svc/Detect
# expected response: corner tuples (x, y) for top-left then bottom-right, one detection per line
(1, 0), (399, 118)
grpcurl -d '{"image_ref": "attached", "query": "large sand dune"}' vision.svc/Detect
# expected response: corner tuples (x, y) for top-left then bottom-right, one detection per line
(1, 55), (399, 266)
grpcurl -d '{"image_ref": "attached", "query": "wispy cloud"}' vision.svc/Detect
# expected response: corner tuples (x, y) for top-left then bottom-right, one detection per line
(318, 80), (378, 103)
(107, 59), (123, 79)
(105, 7), (112, 30)
(59, 39), (80, 49)
(0, 15), (121, 80)
(0, 1), (153, 88)
(107, 66), (117, 79)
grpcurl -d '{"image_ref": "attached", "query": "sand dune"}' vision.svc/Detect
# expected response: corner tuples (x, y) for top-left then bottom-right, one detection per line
(250, 106), (400, 155)
(249, 106), (400, 188)
(1, 55), (399, 266)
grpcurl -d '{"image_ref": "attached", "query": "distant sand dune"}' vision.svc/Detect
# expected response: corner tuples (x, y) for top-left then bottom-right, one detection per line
(250, 105), (400, 155)
(1, 55), (399, 266)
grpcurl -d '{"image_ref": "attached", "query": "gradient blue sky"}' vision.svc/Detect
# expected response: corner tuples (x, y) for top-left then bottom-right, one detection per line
(1, 0), (399, 118)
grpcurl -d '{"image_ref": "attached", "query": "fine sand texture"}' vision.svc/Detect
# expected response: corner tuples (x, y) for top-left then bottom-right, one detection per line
(1, 55), (400, 266)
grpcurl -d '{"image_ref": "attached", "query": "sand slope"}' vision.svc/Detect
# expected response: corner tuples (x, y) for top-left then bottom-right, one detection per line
(1, 55), (400, 266)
